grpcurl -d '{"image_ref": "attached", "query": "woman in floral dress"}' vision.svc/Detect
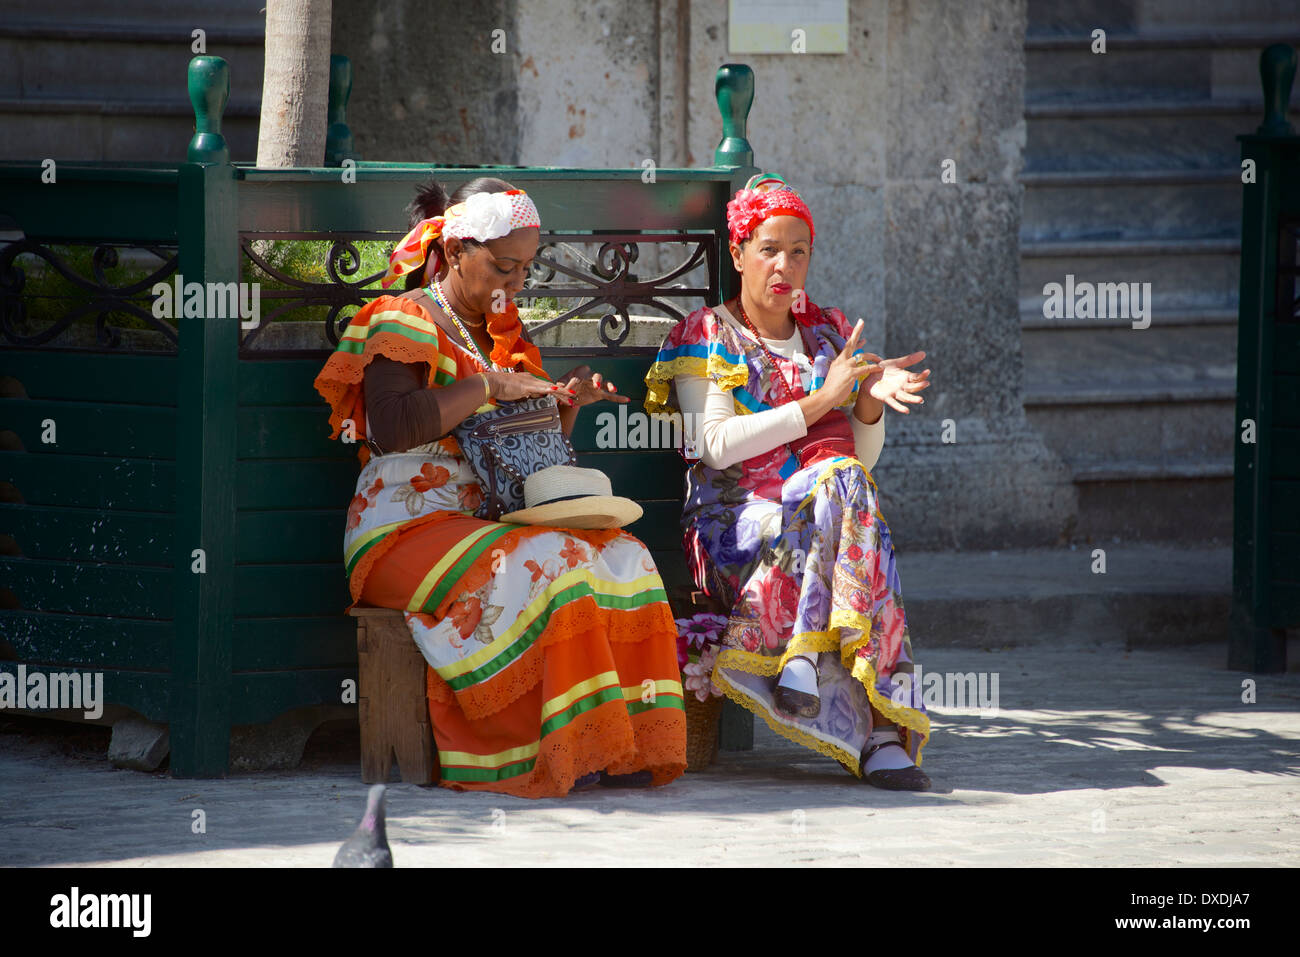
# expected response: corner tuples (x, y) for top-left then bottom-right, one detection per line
(315, 177), (686, 798)
(644, 173), (934, 789)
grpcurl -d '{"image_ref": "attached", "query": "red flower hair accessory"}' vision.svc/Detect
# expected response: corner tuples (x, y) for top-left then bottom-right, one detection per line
(726, 174), (816, 247)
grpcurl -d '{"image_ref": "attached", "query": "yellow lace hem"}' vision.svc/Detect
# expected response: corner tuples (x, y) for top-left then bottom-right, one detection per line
(850, 655), (931, 765)
(714, 635), (931, 771)
(779, 630), (843, 672)
(710, 664), (866, 777)
(643, 354), (750, 415)
(726, 614), (875, 677)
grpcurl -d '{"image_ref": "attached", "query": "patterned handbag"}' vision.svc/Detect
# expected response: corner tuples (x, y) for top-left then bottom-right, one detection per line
(453, 394), (578, 520)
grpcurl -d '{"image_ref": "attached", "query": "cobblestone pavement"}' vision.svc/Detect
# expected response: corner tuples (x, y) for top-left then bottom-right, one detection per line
(1, 642), (1297, 867)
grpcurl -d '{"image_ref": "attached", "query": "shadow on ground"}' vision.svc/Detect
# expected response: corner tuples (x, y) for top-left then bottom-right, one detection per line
(1, 642), (1296, 866)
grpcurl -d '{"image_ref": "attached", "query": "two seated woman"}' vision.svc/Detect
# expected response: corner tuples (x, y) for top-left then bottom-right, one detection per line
(314, 172), (933, 798)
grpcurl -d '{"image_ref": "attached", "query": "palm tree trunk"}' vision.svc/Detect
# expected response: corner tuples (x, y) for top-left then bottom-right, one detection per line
(256, 0), (333, 167)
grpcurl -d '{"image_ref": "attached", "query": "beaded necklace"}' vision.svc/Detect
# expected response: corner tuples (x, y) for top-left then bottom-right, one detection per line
(428, 277), (496, 369)
(735, 298), (807, 404)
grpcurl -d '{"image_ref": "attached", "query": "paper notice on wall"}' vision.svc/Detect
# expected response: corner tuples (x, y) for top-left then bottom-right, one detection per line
(728, 0), (849, 54)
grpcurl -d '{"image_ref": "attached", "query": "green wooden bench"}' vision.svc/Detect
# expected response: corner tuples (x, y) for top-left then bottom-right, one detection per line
(0, 54), (760, 776)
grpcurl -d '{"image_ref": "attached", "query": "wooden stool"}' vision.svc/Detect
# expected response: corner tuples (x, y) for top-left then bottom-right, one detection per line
(348, 606), (437, 785)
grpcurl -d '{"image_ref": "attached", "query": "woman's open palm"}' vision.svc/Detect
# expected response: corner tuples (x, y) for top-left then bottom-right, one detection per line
(859, 350), (931, 414)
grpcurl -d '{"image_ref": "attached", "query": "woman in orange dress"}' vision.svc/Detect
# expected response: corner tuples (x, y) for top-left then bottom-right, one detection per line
(314, 177), (686, 798)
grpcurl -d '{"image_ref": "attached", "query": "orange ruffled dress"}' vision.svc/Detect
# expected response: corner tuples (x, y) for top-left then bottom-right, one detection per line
(314, 295), (686, 797)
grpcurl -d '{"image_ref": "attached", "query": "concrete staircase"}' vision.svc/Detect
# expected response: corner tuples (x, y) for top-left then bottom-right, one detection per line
(1020, 0), (1300, 546)
(0, 0), (265, 162)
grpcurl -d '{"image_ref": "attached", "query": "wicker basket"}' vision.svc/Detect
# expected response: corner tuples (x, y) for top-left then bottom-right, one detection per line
(683, 691), (723, 770)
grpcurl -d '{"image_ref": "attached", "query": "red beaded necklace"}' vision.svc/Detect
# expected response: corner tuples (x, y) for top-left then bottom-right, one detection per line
(735, 297), (808, 404)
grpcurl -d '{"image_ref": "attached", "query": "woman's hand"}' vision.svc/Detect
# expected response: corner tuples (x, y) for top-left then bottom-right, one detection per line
(484, 370), (574, 403)
(819, 319), (878, 407)
(554, 365), (630, 408)
(859, 350), (931, 414)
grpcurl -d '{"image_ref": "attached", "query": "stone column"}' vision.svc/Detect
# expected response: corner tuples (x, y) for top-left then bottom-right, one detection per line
(876, 0), (1075, 548)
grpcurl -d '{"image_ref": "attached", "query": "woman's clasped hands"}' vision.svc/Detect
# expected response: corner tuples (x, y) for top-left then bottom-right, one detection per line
(481, 366), (629, 406)
(822, 319), (931, 414)
(553, 365), (630, 407)
(482, 369), (571, 402)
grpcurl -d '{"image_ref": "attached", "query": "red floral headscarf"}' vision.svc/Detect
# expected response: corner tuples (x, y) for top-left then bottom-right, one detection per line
(725, 173), (816, 247)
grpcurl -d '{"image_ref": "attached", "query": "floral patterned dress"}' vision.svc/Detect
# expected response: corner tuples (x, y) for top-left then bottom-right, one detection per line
(644, 302), (930, 775)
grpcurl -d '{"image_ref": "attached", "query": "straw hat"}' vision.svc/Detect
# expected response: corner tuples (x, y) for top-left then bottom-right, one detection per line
(499, 465), (643, 529)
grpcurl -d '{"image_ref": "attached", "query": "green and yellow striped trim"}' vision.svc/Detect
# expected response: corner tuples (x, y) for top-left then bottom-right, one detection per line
(439, 571), (667, 690)
(438, 675), (683, 783)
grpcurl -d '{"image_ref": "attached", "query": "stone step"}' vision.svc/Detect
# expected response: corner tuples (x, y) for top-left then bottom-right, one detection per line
(1020, 302), (1236, 330)
(1021, 169), (1241, 242)
(1071, 472), (1235, 544)
(0, 17), (265, 43)
(0, 1), (267, 31)
(903, 543), (1231, 647)
(1025, 26), (1300, 50)
(1019, 237), (1240, 313)
(0, 101), (260, 162)
(1026, 41), (1300, 105)
(1139, 0), (1300, 32)
(1023, 320), (1236, 392)
(0, 32), (266, 101)
(1022, 323), (1236, 474)
(1027, 0), (1297, 33)
(1023, 100), (1292, 172)
(1025, 393), (1236, 469)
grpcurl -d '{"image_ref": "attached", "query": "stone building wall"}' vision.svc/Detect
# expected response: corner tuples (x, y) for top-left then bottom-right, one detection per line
(331, 0), (1077, 549)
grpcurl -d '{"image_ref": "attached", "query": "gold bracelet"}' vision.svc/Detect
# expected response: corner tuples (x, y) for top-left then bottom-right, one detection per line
(479, 372), (491, 402)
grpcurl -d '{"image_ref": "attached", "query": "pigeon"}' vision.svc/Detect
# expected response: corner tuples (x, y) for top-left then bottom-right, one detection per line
(332, 784), (393, 868)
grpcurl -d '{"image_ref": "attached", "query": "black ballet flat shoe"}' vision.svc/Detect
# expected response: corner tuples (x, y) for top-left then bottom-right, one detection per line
(860, 741), (931, 792)
(570, 771), (602, 792)
(773, 655), (821, 718)
(597, 769), (654, 788)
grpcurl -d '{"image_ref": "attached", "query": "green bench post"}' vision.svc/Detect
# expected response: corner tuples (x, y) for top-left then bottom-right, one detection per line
(170, 56), (240, 776)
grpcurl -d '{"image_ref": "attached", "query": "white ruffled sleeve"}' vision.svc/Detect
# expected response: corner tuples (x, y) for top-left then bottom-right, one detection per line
(674, 373), (807, 471)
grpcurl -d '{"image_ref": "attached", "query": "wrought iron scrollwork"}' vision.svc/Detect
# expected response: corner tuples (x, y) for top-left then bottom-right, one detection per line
(0, 239), (179, 351)
(522, 232), (717, 348)
(238, 234), (390, 353)
(235, 230), (718, 354)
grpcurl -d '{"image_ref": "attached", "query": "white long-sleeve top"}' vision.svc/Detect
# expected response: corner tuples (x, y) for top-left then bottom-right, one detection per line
(674, 328), (885, 472)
